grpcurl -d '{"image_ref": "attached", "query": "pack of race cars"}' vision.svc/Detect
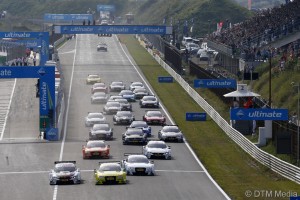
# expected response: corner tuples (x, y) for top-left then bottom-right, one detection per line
(49, 77), (184, 185)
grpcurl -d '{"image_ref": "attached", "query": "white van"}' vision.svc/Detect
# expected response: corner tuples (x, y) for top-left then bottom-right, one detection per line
(181, 37), (193, 47)
(199, 52), (209, 61)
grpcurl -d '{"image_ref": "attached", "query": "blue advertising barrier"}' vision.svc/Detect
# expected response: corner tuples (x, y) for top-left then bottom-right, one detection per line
(10, 39), (41, 49)
(0, 32), (49, 65)
(44, 14), (93, 22)
(230, 108), (289, 120)
(54, 25), (173, 35)
(0, 66), (56, 139)
(194, 79), (237, 88)
(186, 112), (207, 121)
(158, 76), (173, 83)
(97, 4), (116, 12)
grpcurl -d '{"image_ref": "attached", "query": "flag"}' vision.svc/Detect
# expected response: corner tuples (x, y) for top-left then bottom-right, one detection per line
(163, 17), (166, 25)
(190, 26), (193, 33)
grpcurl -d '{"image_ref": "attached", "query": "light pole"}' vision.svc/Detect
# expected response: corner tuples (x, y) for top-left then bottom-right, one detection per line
(268, 47), (273, 108)
(291, 82), (300, 166)
(208, 20), (211, 34)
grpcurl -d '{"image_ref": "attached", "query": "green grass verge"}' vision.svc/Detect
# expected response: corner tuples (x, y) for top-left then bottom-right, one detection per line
(120, 35), (300, 200)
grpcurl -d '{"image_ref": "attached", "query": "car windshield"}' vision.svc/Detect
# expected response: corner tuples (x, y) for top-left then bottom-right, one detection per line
(135, 88), (147, 93)
(127, 129), (143, 135)
(117, 112), (132, 117)
(132, 82), (143, 87)
(93, 83), (105, 88)
(89, 75), (99, 78)
(143, 96), (156, 101)
(54, 163), (76, 172)
(87, 141), (106, 148)
(99, 164), (121, 172)
(147, 111), (162, 117)
(148, 143), (167, 148)
(127, 156), (149, 163)
(163, 126), (179, 132)
(116, 99), (128, 104)
(93, 124), (110, 131)
(131, 121), (147, 128)
(106, 102), (120, 107)
(88, 113), (103, 118)
(94, 93), (106, 97)
(120, 91), (133, 95)
(112, 82), (123, 86)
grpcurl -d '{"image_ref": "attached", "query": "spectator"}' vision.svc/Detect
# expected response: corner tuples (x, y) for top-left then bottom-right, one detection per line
(33, 56), (36, 66)
(208, 0), (300, 61)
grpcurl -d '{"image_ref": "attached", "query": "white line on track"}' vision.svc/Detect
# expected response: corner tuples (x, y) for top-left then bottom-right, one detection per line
(0, 78), (17, 140)
(117, 36), (231, 200)
(52, 36), (78, 200)
(0, 169), (204, 175)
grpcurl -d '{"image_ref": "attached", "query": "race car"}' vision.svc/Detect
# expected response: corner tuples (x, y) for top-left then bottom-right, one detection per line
(122, 128), (147, 145)
(109, 81), (126, 92)
(113, 98), (132, 111)
(119, 90), (136, 102)
(133, 88), (149, 99)
(49, 161), (81, 185)
(113, 111), (135, 125)
(89, 123), (113, 140)
(108, 95), (123, 101)
(129, 82), (145, 91)
(143, 110), (166, 125)
(91, 92), (108, 104)
(85, 112), (106, 127)
(140, 95), (159, 108)
(142, 140), (171, 160)
(103, 101), (122, 114)
(94, 162), (127, 185)
(128, 120), (151, 137)
(86, 74), (101, 84)
(158, 125), (184, 142)
(97, 43), (107, 51)
(82, 140), (110, 159)
(91, 82), (108, 94)
(122, 154), (155, 176)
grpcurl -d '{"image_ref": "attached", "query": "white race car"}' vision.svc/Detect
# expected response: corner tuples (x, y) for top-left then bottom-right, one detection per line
(142, 140), (171, 160)
(158, 125), (184, 142)
(122, 154), (155, 176)
(85, 112), (106, 127)
(49, 161), (81, 185)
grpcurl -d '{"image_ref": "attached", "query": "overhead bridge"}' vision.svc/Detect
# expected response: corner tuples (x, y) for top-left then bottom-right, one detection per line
(54, 25), (173, 35)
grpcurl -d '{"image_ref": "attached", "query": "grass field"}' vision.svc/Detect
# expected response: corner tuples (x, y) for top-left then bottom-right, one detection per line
(119, 35), (300, 200)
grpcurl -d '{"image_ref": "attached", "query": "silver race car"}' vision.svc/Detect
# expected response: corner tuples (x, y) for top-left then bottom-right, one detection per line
(142, 140), (171, 159)
(158, 125), (184, 142)
(49, 161), (81, 185)
(122, 154), (155, 176)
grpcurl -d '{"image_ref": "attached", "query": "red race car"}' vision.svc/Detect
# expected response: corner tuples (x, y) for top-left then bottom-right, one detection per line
(82, 140), (110, 159)
(143, 110), (166, 125)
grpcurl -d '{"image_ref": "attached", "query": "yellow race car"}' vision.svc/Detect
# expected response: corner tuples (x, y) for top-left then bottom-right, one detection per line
(86, 74), (101, 84)
(94, 162), (126, 185)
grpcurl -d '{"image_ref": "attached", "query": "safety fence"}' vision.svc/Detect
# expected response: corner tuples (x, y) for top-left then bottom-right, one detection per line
(139, 38), (300, 184)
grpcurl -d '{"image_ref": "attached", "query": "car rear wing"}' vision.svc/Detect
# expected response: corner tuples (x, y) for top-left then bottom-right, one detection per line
(99, 161), (121, 165)
(124, 153), (144, 156)
(54, 161), (76, 164)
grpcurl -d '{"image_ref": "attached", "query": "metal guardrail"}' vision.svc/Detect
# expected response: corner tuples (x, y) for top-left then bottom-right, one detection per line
(142, 42), (300, 184)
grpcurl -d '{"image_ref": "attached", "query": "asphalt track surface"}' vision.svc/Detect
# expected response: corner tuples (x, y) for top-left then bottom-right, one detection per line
(0, 34), (230, 200)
